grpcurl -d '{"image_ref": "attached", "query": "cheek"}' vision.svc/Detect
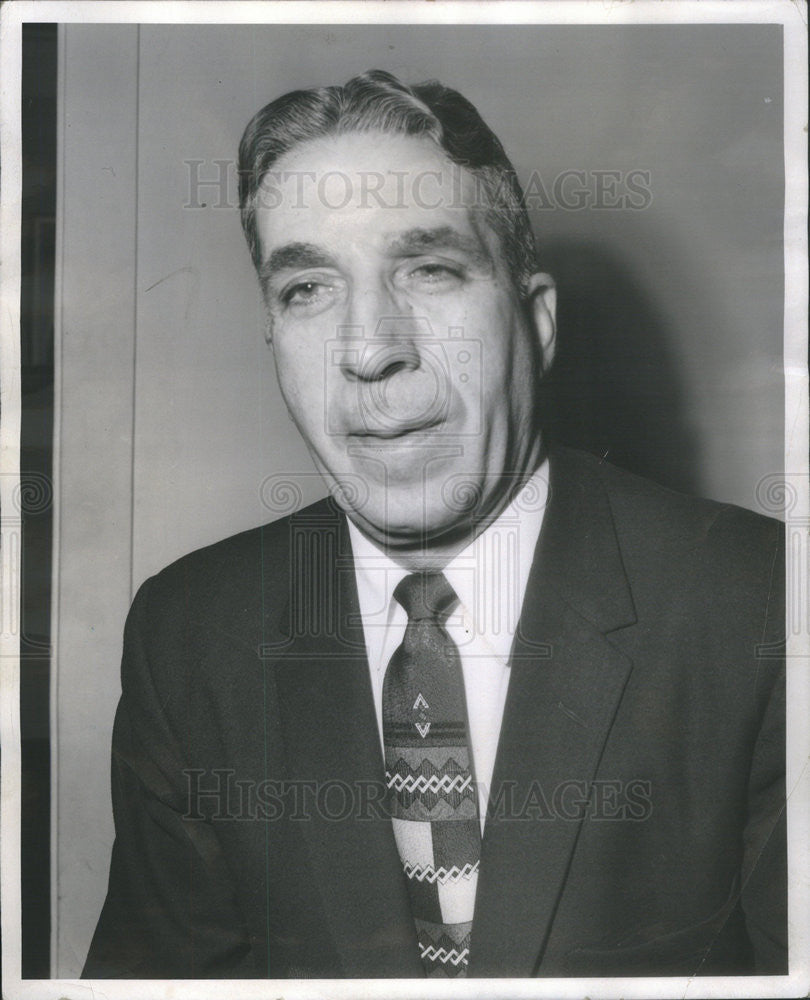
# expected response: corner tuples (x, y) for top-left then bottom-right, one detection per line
(474, 314), (536, 421)
(475, 309), (526, 381)
(272, 344), (324, 425)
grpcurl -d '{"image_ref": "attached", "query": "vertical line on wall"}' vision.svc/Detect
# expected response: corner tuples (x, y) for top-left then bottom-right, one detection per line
(128, 25), (141, 603)
(49, 23), (67, 980)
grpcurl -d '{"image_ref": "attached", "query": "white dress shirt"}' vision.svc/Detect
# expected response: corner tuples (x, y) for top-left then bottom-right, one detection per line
(347, 459), (549, 833)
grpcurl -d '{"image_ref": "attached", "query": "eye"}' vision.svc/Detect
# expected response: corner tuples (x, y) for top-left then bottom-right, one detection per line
(278, 276), (342, 315)
(399, 259), (467, 294)
(410, 262), (463, 283)
(282, 280), (325, 305)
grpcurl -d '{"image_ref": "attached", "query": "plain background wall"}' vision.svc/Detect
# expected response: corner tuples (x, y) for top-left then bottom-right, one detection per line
(55, 23), (784, 976)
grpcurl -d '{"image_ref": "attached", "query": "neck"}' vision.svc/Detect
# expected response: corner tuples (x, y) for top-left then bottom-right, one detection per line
(352, 445), (547, 572)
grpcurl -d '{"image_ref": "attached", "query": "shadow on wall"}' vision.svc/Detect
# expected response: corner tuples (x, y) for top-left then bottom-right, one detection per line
(539, 238), (701, 497)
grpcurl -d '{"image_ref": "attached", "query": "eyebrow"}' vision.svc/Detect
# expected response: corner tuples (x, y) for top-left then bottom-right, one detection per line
(258, 225), (494, 292)
(385, 226), (493, 269)
(258, 242), (338, 289)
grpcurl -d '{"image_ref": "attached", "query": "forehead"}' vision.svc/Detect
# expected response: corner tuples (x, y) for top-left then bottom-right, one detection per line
(254, 130), (491, 259)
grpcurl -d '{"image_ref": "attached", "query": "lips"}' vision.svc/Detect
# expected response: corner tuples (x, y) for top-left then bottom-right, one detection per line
(350, 416), (444, 440)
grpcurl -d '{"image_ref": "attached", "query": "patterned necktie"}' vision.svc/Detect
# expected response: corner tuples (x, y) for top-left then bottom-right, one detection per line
(382, 572), (481, 978)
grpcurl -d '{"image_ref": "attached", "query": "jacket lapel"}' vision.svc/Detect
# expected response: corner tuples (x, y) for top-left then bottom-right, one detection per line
(269, 501), (423, 977)
(468, 449), (637, 976)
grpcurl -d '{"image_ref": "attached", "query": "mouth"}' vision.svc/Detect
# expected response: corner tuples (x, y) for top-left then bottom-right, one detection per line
(349, 417), (445, 441)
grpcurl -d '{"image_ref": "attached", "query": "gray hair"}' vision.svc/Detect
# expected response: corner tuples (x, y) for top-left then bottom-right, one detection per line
(238, 69), (537, 292)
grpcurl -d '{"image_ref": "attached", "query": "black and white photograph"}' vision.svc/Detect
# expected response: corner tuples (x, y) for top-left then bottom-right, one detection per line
(1, 2), (808, 998)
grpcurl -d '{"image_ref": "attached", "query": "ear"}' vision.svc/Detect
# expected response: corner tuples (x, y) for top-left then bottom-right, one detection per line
(525, 272), (556, 373)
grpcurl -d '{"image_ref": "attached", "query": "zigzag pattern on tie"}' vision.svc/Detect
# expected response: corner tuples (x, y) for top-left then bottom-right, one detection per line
(404, 859), (479, 884)
(419, 943), (470, 968)
(385, 757), (477, 811)
(386, 770), (473, 796)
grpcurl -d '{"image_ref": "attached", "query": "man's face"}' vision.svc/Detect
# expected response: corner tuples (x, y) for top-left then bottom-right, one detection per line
(255, 130), (555, 560)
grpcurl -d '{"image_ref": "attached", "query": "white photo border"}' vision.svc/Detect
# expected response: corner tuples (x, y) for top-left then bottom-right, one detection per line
(1, 2), (807, 998)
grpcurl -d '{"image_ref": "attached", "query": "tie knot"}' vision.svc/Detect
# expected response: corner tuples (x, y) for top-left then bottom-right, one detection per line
(394, 572), (458, 623)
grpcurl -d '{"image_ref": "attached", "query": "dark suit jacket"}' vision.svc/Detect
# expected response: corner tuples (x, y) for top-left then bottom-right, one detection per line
(83, 447), (786, 978)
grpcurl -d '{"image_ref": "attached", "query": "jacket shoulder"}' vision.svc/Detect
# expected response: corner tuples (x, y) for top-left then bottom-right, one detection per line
(553, 447), (784, 629)
(559, 446), (782, 555)
(132, 495), (340, 629)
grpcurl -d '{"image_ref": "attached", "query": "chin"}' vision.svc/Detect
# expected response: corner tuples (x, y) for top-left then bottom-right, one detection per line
(378, 510), (474, 551)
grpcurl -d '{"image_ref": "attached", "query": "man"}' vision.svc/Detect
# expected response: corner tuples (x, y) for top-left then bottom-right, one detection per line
(84, 70), (786, 979)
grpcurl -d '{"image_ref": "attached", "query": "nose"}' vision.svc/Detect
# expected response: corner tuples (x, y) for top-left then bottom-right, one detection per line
(339, 285), (422, 383)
